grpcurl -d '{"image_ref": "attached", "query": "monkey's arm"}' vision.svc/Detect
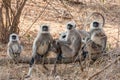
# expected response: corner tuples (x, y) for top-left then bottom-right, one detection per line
(17, 44), (23, 54)
(57, 36), (71, 45)
(102, 36), (107, 52)
(7, 44), (15, 59)
(7, 46), (13, 54)
(48, 34), (54, 51)
(32, 40), (38, 57)
(49, 34), (54, 43)
(97, 32), (107, 52)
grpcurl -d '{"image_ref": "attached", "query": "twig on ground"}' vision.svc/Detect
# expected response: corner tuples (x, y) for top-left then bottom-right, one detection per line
(88, 56), (120, 80)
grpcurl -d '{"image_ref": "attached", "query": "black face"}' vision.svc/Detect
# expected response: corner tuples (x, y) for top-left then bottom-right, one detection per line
(12, 35), (16, 40)
(67, 24), (73, 30)
(42, 26), (48, 31)
(93, 22), (99, 27)
(62, 35), (66, 38)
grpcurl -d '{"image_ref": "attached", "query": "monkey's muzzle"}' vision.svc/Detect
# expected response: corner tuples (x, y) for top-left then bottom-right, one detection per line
(67, 24), (73, 30)
(12, 35), (16, 40)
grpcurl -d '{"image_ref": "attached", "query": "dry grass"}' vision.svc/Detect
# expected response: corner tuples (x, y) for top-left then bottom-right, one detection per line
(0, 0), (120, 80)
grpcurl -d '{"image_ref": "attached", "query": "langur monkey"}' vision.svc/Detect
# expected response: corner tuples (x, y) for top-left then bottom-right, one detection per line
(7, 33), (23, 61)
(52, 21), (83, 74)
(58, 21), (81, 57)
(83, 12), (107, 62)
(26, 24), (53, 78)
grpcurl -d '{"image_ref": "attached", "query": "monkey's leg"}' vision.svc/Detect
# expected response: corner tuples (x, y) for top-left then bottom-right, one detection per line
(82, 44), (90, 70)
(76, 55), (84, 72)
(42, 56), (49, 71)
(52, 53), (62, 75)
(13, 53), (20, 65)
(51, 41), (63, 75)
(72, 51), (84, 72)
(25, 57), (35, 78)
(84, 52), (91, 71)
(41, 50), (51, 71)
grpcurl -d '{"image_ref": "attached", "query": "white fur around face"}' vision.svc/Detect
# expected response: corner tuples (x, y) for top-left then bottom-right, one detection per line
(66, 21), (76, 29)
(90, 21), (102, 31)
(40, 24), (49, 33)
(59, 31), (67, 41)
(9, 33), (19, 42)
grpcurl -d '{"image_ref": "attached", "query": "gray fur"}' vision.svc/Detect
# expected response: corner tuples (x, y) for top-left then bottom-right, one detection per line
(7, 33), (22, 60)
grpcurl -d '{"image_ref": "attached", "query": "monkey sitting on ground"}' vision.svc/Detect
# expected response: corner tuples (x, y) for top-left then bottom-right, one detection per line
(57, 21), (82, 57)
(58, 29), (90, 60)
(7, 33), (23, 61)
(87, 21), (107, 61)
(51, 21), (83, 74)
(82, 12), (107, 63)
(26, 24), (53, 78)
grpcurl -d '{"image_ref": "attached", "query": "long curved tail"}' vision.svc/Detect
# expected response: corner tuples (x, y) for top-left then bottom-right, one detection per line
(84, 12), (105, 30)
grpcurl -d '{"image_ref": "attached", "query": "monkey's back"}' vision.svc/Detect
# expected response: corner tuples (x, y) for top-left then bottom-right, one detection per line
(69, 29), (82, 51)
(36, 33), (52, 55)
(62, 29), (82, 57)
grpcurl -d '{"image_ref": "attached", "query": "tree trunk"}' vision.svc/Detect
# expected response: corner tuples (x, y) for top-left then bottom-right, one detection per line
(0, 0), (27, 43)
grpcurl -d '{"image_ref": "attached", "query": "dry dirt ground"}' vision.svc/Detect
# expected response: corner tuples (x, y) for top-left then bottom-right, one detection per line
(0, 0), (120, 80)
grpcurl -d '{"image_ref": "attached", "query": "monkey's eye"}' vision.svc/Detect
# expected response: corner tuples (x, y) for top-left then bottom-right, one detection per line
(12, 35), (16, 40)
(93, 22), (99, 27)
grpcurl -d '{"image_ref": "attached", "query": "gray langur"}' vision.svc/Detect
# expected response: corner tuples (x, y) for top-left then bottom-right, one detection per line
(89, 21), (107, 52)
(52, 21), (83, 74)
(83, 12), (107, 62)
(26, 24), (53, 78)
(7, 33), (23, 60)
(58, 21), (81, 57)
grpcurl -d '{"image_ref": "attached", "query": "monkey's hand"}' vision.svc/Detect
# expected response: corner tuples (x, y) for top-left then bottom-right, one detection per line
(50, 40), (60, 52)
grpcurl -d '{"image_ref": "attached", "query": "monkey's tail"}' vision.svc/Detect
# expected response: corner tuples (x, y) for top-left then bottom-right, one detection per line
(84, 12), (105, 31)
